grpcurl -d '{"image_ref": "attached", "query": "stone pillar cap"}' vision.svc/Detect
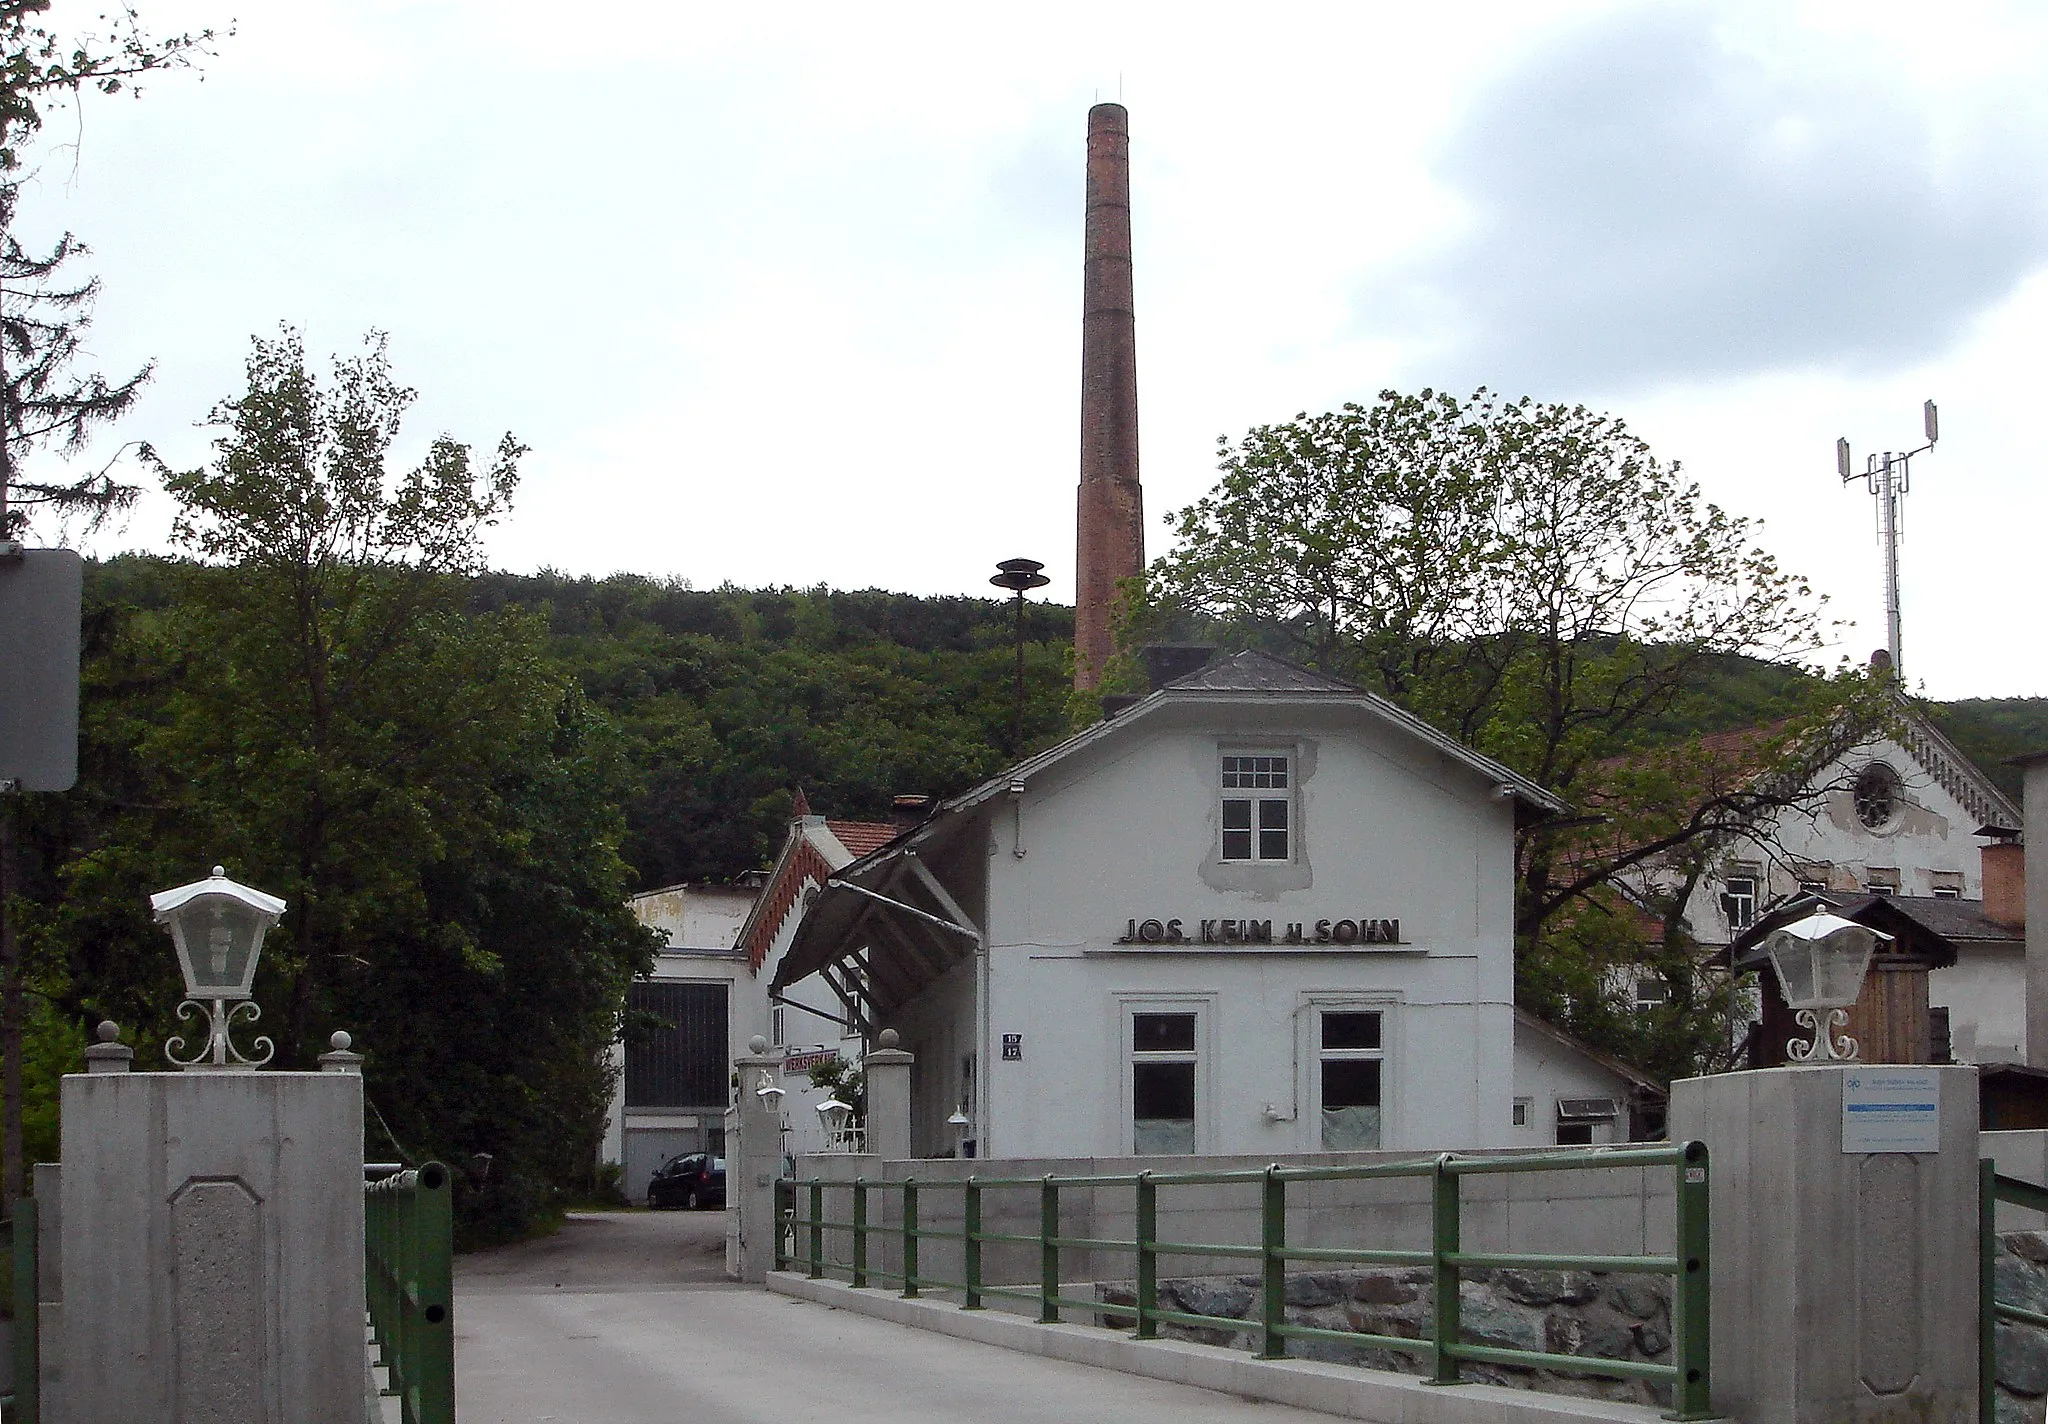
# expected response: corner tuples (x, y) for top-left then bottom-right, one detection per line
(85, 1020), (134, 1073)
(318, 1029), (365, 1074)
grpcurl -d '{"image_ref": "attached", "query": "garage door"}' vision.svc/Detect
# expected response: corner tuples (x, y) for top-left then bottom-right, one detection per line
(625, 1125), (701, 1205)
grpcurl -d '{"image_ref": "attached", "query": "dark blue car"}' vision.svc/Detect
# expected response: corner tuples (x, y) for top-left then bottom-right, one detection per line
(647, 1152), (725, 1210)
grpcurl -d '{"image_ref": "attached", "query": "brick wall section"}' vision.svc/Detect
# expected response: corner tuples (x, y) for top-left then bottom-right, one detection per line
(1986, 841), (2027, 929)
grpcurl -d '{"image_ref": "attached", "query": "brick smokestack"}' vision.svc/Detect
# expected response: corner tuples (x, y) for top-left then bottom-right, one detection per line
(1074, 102), (1144, 692)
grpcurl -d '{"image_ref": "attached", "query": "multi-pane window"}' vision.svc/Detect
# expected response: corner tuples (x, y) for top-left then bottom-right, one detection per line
(1222, 753), (1291, 862)
(1131, 1012), (1198, 1155)
(1721, 876), (1757, 931)
(1318, 1009), (1383, 1150)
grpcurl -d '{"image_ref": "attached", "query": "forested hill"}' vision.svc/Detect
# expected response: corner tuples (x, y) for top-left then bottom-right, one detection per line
(86, 560), (2048, 890)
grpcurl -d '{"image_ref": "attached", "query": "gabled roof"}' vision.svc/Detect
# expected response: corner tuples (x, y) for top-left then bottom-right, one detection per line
(1724, 890), (1979, 972)
(768, 649), (1568, 997)
(736, 816), (898, 974)
(826, 820), (897, 857)
(1163, 649), (1364, 695)
(922, 647), (1567, 829)
(1513, 1007), (1665, 1095)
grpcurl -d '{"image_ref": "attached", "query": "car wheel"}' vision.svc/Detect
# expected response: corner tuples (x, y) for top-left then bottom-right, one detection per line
(685, 1188), (701, 1211)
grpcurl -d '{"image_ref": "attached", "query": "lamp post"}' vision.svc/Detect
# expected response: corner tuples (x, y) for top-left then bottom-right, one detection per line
(947, 1104), (972, 1159)
(990, 558), (1050, 756)
(816, 1097), (862, 1153)
(1761, 910), (1890, 1063)
(151, 866), (285, 1070)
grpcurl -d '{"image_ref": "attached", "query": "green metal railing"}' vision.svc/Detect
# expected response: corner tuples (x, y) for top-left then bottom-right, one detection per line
(1981, 1161), (2048, 1422)
(5, 1199), (36, 1424)
(777, 1142), (1714, 1420)
(365, 1163), (454, 1424)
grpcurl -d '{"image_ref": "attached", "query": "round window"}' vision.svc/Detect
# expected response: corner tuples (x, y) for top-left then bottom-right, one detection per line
(1853, 763), (1900, 830)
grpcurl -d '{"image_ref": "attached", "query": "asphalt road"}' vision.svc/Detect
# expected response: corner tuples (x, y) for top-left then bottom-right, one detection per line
(456, 1207), (731, 1294)
(454, 1209), (1344, 1423)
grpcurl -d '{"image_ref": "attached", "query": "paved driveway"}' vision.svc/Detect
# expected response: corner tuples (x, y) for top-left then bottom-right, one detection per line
(455, 1210), (1345, 1423)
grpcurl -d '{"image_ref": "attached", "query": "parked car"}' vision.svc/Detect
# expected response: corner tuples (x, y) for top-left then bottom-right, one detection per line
(647, 1152), (726, 1210)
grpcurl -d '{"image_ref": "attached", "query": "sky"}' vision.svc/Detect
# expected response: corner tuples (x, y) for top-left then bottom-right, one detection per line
(11, 0), (2046, 700)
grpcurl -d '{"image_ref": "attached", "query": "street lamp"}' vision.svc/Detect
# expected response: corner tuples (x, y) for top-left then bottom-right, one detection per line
(947, 1105), (972, 1159)
(990, 558), (1051, 756)
(816, 1098), (863, 1153)
(152, 866), (285, 1070)
(1761, 910), (1891, 1063)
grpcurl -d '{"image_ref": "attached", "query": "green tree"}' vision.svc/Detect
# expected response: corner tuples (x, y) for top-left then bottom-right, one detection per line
(1145, 388), (1881, 1075)
(0, 0), (218, 1205)
(14, 328), (659, 1240)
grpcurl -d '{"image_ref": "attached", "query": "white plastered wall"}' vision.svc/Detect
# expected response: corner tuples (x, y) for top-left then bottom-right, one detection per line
(965, 700), (1519, 1160)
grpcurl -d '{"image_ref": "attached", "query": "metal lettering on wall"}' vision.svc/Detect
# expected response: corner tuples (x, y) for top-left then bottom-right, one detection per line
(1114, 917), (1402, 946)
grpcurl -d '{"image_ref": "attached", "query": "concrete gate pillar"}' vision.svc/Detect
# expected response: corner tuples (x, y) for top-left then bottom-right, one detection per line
(731, 1036), (786, 1283)
(50, 1027), (366, 1424)
(863, 1029), (914, 1161)
(1670, 1063), (1978, 1424)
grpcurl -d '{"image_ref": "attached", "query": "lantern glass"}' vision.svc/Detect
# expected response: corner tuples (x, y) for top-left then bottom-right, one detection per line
(1764, 912), (1883, 1013)
(168, 893), (272, 999)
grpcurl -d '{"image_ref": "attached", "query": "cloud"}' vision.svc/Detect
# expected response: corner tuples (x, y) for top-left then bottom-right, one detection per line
(1365, 4), (2048, 396)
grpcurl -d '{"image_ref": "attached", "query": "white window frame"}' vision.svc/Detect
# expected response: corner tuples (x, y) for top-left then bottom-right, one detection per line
(1721, 873), (1758, 931)
(1220, 747), (1295, 864)
(1512, 1097), (1531, 1128)
(1312, 1004), (1387, 1152)
(1296, 991), (1399, 1151)
(1117, 995), (1214, 1156)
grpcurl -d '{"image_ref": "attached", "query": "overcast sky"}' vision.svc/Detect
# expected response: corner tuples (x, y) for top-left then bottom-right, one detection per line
(14, 0), (2046, 700)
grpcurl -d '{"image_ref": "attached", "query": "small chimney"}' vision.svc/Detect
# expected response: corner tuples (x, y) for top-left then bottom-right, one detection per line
(1983, 830), (2025, 930)
(1140, 643), (1216, 691)
(891, 794), (932, 833)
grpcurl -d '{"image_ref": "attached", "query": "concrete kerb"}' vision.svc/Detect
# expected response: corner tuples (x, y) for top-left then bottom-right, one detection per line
(767, 1271), (1673, 1424)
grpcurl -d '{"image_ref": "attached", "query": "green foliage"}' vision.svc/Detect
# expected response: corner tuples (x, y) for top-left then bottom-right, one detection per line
(805, 1056), (866, 1120)
(473, 572), (1076, 886)
(19, 332), (654, 1245)
(1926, 697), (2048, 804)
(1143, 388), (1868, 1080)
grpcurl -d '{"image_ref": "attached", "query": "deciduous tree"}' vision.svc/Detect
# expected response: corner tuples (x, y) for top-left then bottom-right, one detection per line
(1143, 388), (1883, 1074)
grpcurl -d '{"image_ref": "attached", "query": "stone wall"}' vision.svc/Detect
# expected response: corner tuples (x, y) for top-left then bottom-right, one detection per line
(1093, 1266), (1674, 1409)
(1993, 1231), (2048, 1424)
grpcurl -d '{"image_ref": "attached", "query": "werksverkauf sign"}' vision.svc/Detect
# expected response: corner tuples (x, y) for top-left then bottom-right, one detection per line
(1114, 916), (1402, 947)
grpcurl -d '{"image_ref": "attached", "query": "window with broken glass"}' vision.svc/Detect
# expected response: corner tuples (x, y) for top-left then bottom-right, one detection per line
(1317, 1009), (1383, 1150)
(1130, 1011), (1199, 1154)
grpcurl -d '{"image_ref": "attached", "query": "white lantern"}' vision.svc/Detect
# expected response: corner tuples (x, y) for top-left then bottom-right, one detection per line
(1761, 911), (1890, 1063)
(151, 867), (285, 1070)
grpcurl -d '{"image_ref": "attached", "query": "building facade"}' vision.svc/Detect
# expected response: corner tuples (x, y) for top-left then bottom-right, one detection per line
(762, 650), (1584, 1160)
(605, 882), (759, 1202)
(1635, 710), (2023, 1062)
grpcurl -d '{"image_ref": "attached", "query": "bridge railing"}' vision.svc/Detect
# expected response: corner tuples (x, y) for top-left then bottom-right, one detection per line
(365, 1162), (453, 1424)
(778, 1143), (1713, 1421)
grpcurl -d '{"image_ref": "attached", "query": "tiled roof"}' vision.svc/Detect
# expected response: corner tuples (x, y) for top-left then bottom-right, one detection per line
(1162, 649), (1363, 695)
(826, 820), (897, 856)
(1820, 893), (2021, 945)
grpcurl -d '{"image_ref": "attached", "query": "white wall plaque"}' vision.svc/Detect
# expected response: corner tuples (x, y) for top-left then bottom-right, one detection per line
(1841, 1067), (1940, 1153)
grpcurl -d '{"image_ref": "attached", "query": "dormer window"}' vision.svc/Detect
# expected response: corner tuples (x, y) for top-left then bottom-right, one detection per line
(1222, 752), (1291, 862)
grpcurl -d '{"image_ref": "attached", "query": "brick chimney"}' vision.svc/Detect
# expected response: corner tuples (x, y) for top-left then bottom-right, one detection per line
(1073, 102), (1144, 693)
(1984, 833), (2025, 930)
(890, 794), (931, 833)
